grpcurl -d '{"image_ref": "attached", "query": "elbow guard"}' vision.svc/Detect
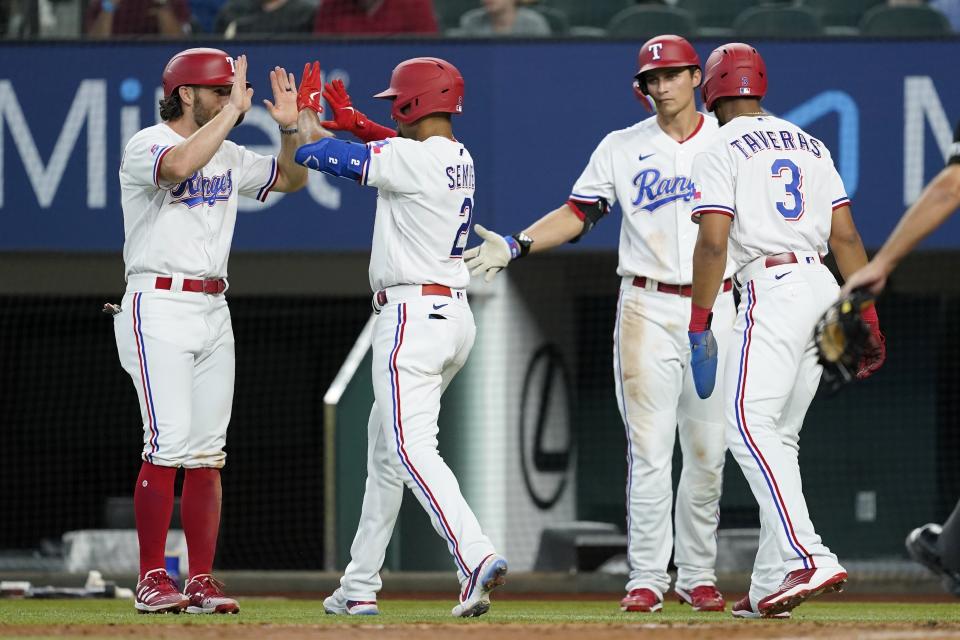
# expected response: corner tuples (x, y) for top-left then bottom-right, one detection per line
(566, 197), (610, 243)
(949, 120), (960, 166)
(295, 138), (369, 181)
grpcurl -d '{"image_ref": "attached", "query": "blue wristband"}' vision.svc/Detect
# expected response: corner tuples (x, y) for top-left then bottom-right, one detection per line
(295, 138), (370, 182)
(504, 235), (521, 260)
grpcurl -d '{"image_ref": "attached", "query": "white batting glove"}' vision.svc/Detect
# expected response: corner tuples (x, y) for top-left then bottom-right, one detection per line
(464, 224), (513, 283)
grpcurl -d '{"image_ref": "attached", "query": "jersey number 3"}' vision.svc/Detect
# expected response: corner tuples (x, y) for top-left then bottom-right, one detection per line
(770, 159), (805, 221)
(450, 197), (473, 258)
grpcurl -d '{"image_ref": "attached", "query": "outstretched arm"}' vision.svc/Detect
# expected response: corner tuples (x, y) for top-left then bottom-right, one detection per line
(462, 199), (607, 283)
(842, 164), (960, 296)
(295, 137), (369, 183)
(523, 202), (601, 253)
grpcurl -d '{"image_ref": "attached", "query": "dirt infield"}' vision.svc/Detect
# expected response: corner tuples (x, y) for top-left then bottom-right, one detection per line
(4, 596), (958, 639)
(4, 622), (960, 640)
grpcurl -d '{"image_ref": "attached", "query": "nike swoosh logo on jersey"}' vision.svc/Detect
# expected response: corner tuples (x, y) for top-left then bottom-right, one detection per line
(639, 153), (656, 161)
(433, 303), (448, 310)
(309, 91), (320, 101)
(774, 271), (792, 280)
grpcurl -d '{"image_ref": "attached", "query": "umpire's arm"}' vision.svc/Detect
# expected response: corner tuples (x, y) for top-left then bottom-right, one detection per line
(871, 165), (960, 274)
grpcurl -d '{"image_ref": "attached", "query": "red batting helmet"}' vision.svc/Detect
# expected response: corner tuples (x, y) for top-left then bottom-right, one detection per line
(373, 57), (464, 125)
(162, 47), (238, 98)
(633, 34), (700, 96)
(701, 42), (767, 112)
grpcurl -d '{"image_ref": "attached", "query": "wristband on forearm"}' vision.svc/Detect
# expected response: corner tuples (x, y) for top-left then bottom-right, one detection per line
(689, 302), (713, 332)
(505, 232), (533, 260)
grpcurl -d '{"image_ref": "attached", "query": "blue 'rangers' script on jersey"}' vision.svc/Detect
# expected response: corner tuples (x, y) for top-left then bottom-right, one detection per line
(568, 114), (733, 284)
(119, 123), (278, 280)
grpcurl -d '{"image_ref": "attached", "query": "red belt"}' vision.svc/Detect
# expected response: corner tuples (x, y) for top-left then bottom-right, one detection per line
(375, 284), (453, 307)
(155, 276), (227, 294)
(764, 252), (824, 268)
(632, 276), (733, 297)
(421, 284), (452, 297)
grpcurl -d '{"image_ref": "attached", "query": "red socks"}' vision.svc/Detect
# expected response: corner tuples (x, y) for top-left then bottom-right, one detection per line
(134, 462), (177, 578)
(181, 468), (222, 578)
(135, 464), (223, 579)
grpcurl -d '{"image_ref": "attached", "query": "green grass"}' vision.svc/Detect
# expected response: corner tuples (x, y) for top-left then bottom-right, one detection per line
(1, 598), (959, 626)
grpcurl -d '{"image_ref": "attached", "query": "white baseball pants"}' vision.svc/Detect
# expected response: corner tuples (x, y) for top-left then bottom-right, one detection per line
(113, 287), (234, 469)
(723, 254), (844, 608)
(339, 288), (495, 601)
(613, 279), (736, 597)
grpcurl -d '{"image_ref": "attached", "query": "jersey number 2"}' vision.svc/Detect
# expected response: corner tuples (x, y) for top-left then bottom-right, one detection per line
(450, 197), (473, 258)
(770, 159), (804, 221)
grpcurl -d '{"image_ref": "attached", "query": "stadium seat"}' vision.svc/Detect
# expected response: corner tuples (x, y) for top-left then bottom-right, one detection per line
(733, 5), (823, 37)
(801, 0), (885, 28)
(531, 4), (570, 35)
(436, 0), (483, 31)
(606, 6), (697, 39)
(675, 0), (758, 31)
(543, 0), (630, 29)
(859, 5), (951, 37)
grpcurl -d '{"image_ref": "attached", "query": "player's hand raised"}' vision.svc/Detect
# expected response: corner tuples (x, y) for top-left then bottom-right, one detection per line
(229, 55), (254, 115)
(320, 79), (355, 131)
(319, 79), (397, 142)
(263, 65), (299, 130)
(296, 61), (323, 113)
(464, 224), (512, 283)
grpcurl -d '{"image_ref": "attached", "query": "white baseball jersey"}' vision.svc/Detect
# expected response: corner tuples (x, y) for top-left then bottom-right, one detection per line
(692, 114), (848, 604)
(691, 114), (850, 270)
(119, 123), (279, 280)
(336, 134), (498, 602)
(361, 136), (474, 292)
(570, 113), (733, 283)
(572, 113), (735, 598)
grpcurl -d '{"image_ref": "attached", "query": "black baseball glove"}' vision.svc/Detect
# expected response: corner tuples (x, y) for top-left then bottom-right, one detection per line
(815, 288), (886, 391)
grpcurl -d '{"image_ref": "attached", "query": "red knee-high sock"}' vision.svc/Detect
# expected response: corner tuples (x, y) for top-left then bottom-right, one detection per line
(181, 468), (222, 579)
(134, 462), (178, 579)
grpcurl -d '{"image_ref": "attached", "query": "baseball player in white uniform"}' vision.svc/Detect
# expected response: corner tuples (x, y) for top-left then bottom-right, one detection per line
(294, 57), (507, 618)
(688, 42), (885, 618)
(463, 35), (734, 613)
(112, 49), (321, 614)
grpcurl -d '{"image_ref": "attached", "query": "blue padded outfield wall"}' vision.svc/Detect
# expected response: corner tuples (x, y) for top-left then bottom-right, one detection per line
(1, 39), (959, 251)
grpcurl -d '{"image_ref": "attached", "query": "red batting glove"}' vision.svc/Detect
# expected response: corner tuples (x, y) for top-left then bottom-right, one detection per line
(297, 61), (323, 113)
(321, 79), (397, 143)
(857, 305), (886, 379)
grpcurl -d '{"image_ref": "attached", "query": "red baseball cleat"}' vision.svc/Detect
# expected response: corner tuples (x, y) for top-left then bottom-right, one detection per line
(134, 569), (188, 614)
(676, 584), (726, 612)
(620, 588), (663, 612)
(757, 567), (847, 617)
(183, 574), (240, 614)
(731, 595), (790, 619)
